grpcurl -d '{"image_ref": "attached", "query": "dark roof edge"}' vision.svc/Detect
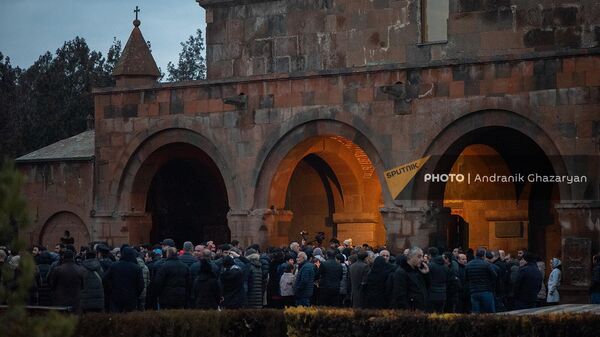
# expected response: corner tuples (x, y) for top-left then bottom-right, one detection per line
(15, 156), (95, 164)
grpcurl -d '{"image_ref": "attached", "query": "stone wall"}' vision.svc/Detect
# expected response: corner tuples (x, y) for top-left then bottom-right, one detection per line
(200, 0), (600, 79)
(18, 161), (94, 247)
(91, 54), (599, 249)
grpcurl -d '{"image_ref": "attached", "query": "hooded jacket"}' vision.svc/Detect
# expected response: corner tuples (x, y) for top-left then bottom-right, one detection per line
(103, 247), (144, 311)
(246, 254), (266, 308)
(547, 258), (561, 303)
(363, 256), (393, 308)
(80, 258), (105, 310)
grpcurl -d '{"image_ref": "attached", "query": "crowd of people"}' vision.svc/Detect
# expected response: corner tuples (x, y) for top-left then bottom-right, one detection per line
(2, 231), (600, 314)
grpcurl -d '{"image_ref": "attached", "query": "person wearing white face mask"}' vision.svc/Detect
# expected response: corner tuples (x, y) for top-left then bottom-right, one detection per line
(546, 258), (562, 305)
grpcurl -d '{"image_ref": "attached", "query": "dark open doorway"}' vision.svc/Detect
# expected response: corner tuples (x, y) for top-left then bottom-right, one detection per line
(145, 144), (230, 247)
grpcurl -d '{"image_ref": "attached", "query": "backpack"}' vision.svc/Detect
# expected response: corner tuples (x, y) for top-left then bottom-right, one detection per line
(279, 272), (296, 297)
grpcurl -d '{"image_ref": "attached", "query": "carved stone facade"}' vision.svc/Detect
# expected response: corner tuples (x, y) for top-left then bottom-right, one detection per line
(17, 0), (600, 299)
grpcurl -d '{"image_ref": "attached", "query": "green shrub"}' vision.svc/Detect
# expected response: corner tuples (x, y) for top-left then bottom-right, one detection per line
(283, 307), (600, 337)
(75, 309), (286, 337)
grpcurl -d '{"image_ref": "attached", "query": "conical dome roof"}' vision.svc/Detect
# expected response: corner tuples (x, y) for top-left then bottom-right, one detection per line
(112, 19), (160, 82)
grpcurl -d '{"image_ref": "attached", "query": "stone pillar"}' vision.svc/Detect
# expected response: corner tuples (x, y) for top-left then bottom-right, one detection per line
(380, 206), (431, 254)
(227, 209), (270, 249)
(555, 202), (600, 302)
(121, 212), (152, 245)
(333, 212), (380, 247)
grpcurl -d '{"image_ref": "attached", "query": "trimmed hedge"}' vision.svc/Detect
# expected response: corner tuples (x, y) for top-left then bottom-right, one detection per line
(284, 307), (600, 337)
(70, 308), (600, 337)
(75, 309), (286, 337)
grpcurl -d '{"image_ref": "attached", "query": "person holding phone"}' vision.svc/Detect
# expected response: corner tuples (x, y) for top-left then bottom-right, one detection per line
(390, 247), (430, 311)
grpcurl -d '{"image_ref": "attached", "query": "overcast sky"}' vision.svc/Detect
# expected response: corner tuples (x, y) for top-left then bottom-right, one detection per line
(0, 0), (206, 71)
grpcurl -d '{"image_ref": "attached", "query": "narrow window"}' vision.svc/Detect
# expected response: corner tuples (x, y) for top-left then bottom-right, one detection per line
(421, 0), (449, 43)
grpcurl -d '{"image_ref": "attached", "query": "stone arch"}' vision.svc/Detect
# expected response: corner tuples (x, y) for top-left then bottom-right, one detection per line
(253, 119), (390, 209)
(253, 119), (389, 246)
(112, 127), (239, 214)
(412, 109), (571, 203)
(410, 109), (567, 257)
(39, 211), (90, 248)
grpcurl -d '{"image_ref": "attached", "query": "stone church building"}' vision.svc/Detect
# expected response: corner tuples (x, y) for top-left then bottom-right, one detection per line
(16, 1), (600, 298)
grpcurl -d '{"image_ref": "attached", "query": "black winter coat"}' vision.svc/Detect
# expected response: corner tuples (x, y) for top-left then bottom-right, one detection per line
(349, 260), (369, 308)
(179, 252), (197, 268)
(220, 266), (245, 309)
(36, 252), (54, 306)
(363, 256), (392, 308)
(80, 259), (105, 311)
(465, 258), (497, 294)
(428, 256), (449, 302)
(391, 259), (430, 311)
(49, 259), (84, 312)
(103, 249), (144, 311)
(317, 258), (343, 290)
(193, 272), (221, 309)
(246, 260), (265, 308)
(154, 256), (191, 309)
(513, 262), (543, 306)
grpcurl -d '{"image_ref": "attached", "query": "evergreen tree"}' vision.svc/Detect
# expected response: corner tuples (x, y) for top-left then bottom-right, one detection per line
(166, 29), (206, 81)
(0, 161), (76, 337)
(0, 37), (120, 161)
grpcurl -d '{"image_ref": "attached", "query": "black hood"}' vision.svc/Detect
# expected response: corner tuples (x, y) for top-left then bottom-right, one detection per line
(121, 247), (137, 263)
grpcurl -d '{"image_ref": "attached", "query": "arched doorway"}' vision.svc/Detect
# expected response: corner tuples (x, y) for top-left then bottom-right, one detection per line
(131, 142), (230, 246)
(40, 211), (90, 249)
(267, 135), (385, 248)
(426, 126), (561, 259)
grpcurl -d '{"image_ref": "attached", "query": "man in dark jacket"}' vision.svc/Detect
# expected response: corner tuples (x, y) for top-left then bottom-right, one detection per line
(103, 246), (144, 312)
(49, 250), (84, 313)
(443, 251), (460, 313)
(465, 248), (497, 313)
(36, 250), (54, 306)
(391, 247), (430, 311)
(192, 259), (221, 309)
(349, 251), (370, 308)
(427, 247), (449, 313)
(294, 252), (315, 306)
(513, 252), (543, 309)
(491, 250), (509, 312)
(179, 241), (197, 268)
(80, 250), (105, 312)
(317, 249), (343, 306)
(154, 247), (191, 309)
(456, 253), (469, 313)
(96, 244), (114, 312)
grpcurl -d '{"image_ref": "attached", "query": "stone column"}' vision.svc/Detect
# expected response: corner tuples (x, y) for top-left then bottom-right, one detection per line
(121, 212), (152, 245)
(333, 212), (380, 247)
(380, 206), (432, 254)
(227, 209), (270, 249)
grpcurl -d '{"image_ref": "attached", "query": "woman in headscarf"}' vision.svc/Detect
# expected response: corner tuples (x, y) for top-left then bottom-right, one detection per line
(546, 258), (561, 305)
(363, 256), (393, 309)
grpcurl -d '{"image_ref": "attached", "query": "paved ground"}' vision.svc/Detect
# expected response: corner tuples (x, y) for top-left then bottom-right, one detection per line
(499, 304), (600, 315)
